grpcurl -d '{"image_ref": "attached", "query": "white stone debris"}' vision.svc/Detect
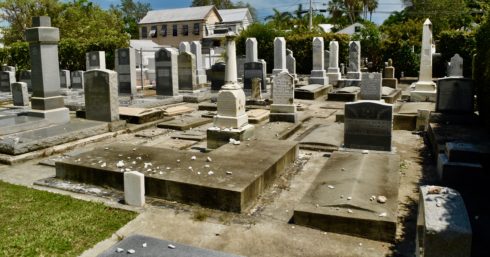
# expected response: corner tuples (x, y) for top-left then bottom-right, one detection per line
(347, 209), (353, 213)
(101, 162), (106, 168)
(125, 168), (131, 172)
(362, 150), (369, 154)
(136, 156), (142, 160)
(327, 185), (335, 189)
(132, 148), (136, 151)
(377, 195), (387, 203)
(98, 160), (102, 163)
(204, 164), (210, 168)
(147, 169), (152, 172)
(144, 162), (152, 168)
(159, 172), (163, 175)
(234, 140), (241, 145)
(370, 195), (376, 201)
(208, 171), (214, 175)
(226, 171), (233, 175)
(118, 154), (123, 157)
(116, 160), (125, 168)
(191, 156), (196, 160)
(127, 249), (135, 254)
(197, 172), (201, 175)
(379, 212), (387, 217)
(347, 196), (352, 200)
(188, 166), (193, 170)
(206, 157), (212, 162)
(104, 147), (109, 150)
(116, 248), (124, 252)
(168, 244), (176, 249)
(132, 161), (136, 165)
(166, 167), (171, 170)
(142, 243), (147, 248)
(177, 159), (181, 163)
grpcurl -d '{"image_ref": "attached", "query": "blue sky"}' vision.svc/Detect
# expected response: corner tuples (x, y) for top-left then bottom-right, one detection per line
(93, 0), (406, 24)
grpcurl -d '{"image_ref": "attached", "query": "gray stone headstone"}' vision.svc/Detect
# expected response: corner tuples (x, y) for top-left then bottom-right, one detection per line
(209, 62), (226, 91)
(84, 69), (119, 122)
(179, 41), (190, 53)
(115, 48), (137, 95)
(0, 71), (16, 92)
(416, 186), (471, 257)
(155, 48), (179, 96)
(286, 49), (296, 78)
(360, 72), (382, 100)
(19, 70), (32, 91)
(309, 37), (328, 85)
(347, 41), (361, 79)
(71, 70), (85, 90)
(25, 16), (69, 123)
(11, 82), (29, 106)
(1, 65), (16, 72)
(271, 71), (297, 123)
(237, 56), (245, 80)
(178, 51), (197, 91)
(246, 38), (258, 62)
(251, 77), (262, 100)
(60, 69), (71, 89)
(85, 51), (106, 70)
(344, 101), (393, 151)
(448, 53), (463, 77)
(340, 63), (345, 75)
(327, 41), (341, 85)
(272, 37), (287, 75)
(244, 61), (266, 92)
(436, 78), (474, 113)
(124, 171), (145, 207)
(190, 41), (207, 84)
(324, 50), (330, 72)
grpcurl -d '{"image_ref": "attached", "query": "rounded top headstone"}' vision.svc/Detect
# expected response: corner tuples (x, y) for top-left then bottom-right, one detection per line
(388, 58), (393, 66)
(32, 16), (51, 27)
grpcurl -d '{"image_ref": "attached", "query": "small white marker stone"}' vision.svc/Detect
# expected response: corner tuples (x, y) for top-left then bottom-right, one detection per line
(191, 156), (196, 160)
(327, 185), (335, 189)
(127, 249), (135, 254)
(116, 248), (124, 253)
(168, 244), (176, 249)
(142, 242), (147, 248)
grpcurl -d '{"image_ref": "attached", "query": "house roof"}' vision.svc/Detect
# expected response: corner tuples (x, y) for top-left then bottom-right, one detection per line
(218, 8), (250, 23)
(336, 22), (364, 34)
(130, 40), (161, 50)
(139, 5), (222, 24)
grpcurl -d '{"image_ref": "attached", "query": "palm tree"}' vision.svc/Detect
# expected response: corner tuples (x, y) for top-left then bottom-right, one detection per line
(265, 8), (293, 29)
(367, 0), (378, 21)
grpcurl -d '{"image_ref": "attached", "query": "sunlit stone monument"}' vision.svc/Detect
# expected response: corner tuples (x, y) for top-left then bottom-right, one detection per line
(412, 19), (437, 102)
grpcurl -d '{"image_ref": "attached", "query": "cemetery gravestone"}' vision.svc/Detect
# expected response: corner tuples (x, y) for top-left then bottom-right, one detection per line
(344, 101), (393, 151)
(190, 41), (207, 84)
(11, 82), (29, 106)
(84, 69), (119, 122)
(178, 51), (197, 91)
(327, 41), (342, 85)
(286, 49), (296, 79)
(436, 78), (474, 113)
(1, 65), (15, 72)
(272, 37), (287, 76)
(60, 69), (70, 89)
(124, 171), (145, 207)
(251, 77), (262, 100)
(85, 51), (106, 70)
(382, 59), (398, 88)
(360, 72), (382, 100)
(115, 48), (137, 95)
(270, 71), (297, 123)
(448, 53), (463, 77)
(414, 19), (436, 92)
(209, 62), (226, 91)
(0, 71), (15, 92)
(347, 41), (361, 79)
(71, 71), (84, 90)
(155, 48), (179, 96)
(246, 38), (258, 62)
(243, 62), (265, 93)
(309, 37), (328, 86)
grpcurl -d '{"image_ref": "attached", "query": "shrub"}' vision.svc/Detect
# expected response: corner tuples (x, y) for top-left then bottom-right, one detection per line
(436, 30), (476, 77)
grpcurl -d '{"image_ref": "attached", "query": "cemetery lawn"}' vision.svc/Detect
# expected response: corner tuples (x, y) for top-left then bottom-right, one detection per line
(0, 180), (136, 256)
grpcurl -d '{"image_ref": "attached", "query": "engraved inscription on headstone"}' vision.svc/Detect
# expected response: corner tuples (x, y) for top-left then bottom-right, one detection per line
(436, 77), (474, 113)
(155, 48), (178, 96)
(84, 69), (119, 122)
(178, 51), (197, 91)
(273, 72), (294, 104)
(344, 101), (393, 151)
(360, 73), (382, 100)
(115, 48), (136, 95)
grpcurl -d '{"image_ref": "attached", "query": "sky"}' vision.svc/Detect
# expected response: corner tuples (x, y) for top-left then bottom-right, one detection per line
(92, 0), (407, 25)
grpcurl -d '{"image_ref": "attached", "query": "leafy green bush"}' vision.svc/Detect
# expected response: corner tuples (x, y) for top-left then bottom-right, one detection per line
(475, 13), (490, 129)
(436, 30), (476, 77)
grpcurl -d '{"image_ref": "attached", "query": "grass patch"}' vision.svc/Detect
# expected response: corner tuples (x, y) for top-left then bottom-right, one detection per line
(0, 180), (136, 256)
(192, 209), (210, 222)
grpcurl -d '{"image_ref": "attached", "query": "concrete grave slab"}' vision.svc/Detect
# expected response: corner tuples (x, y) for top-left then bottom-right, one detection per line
(381, 87), (402, 104)
(294, 123), (343, 151)
(143, 137), (199, 150)
(97, 234), (243, 257)
(119, 107), (165, 124)
(157, 116), (212, 131)
(293, 151), (400, 242)
(397, 102), (435, 114)
(327, 86), (360, 102)
(135, 128), (170, 139)
(56, 140), (298, 212)
(170, 130), (207, 141)
(246, 109), (269, 124)
(163, 105), (195, 116)
(0, 116), (52, 136)
(295, 84), (332, 100)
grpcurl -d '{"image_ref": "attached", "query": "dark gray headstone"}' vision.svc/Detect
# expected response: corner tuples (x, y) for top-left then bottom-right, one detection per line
(115, 48), (137, 95)
(60, 69), (71, 88)
(209, 62), (225, 91)
(177, 51), (197, 91)
(71, 70), (84, 89)
(84, 69), (119, 122)
(155, 48), (178, 96)
(436, 78), (474, 113)
(0, 71), (15, 92)
(344, 101), (393, 151)
(86, 51), (106, 70)
(243, 61), (265, 92)
(11, 82), (29, 106)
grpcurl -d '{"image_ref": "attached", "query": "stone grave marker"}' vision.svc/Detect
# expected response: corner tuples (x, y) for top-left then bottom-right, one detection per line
(271, 71), (297, 123)
(190, 41), (207, 84)
(85, 51), (106, 70)
(436, 78), (474, 113)
(448, 53), (463, 77)
(286, 49), (296, 79)
(243, 61), (265, 93)
(309, 37), (328, 85)
(412, 18), (437, 102)
(178, 51), (197, 91)
(344, 101), (393, 151)
(360, 72), (382, 100)
(124, 171), (145, 207)
(324, 50), (330, 71)
(84, 69), (119, 122)
(327, 41), (342, 85)
(246, 37), (258, 62)
(11, 82), (29, 106)
(179, 41), (190, 53)
(1, 65), (15, 72)
(209, 62), (226, 91)
(272, 37), (287, 75)
(251, 77), (262, 100)
(115, 48), (137, 95)
(155, 47), (179, 96)
(0, 71), (15, 92)
(382, 58), (398, 88)
(60, 69), (71, 89)
(71, 70), (84, 90)
(347, 41), (361, 79)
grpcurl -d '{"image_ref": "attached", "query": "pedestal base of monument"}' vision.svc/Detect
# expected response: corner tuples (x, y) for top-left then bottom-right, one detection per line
(108, 120), (127, 132)
(382, 78), (398, 89)
(272, 69), (287, 77)
(207, 124), (255, 149)
(309, 70), (329, 86)
(213, 113), (249, 129)
(327, 69), (341, 86)
(269, 104), (298, 123)
(410, 90), (436, 102)
(28, 107), (70, 124)
(196, 74), (207, 85)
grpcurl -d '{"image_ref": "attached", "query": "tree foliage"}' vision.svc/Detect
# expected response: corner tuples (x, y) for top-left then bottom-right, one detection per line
(110, 0), (152, 39)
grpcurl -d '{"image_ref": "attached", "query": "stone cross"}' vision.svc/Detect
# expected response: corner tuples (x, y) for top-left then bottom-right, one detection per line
(25, 16), (69, 123)
(272, 37), (287, 75)
(179, 41), (190, 53)
(246, 38), (258, 63)
(84, 69), (119, 122)
(155, 48), (179, 96)
(115, 48), (137, 95)
(190, 41), (207, 84)
(448, 53), (463, 77)
(347, 41), (361, 79)
(327, 41), (341, 85)
(11, 82), (29, 106)
(309, 37), (328, 85)
(271, 71), (297, 123)
(86, 51), (106, 70)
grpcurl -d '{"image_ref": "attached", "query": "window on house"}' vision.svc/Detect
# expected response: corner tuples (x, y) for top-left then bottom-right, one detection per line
(354, 25), (361, 32)
(161, 25), (167, 37)
(182, 25), (189, 36)
(193, 23), (200, 35)
(149, 25), (157, 38)
(173, 25), (178, 36)
(141, 27), (147, 39)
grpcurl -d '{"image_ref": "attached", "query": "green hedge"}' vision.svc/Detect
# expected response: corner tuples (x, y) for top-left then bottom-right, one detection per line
(236, 23), (350, 74)
(437, 30), (476, 77)
(475, 14), (490, 130)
